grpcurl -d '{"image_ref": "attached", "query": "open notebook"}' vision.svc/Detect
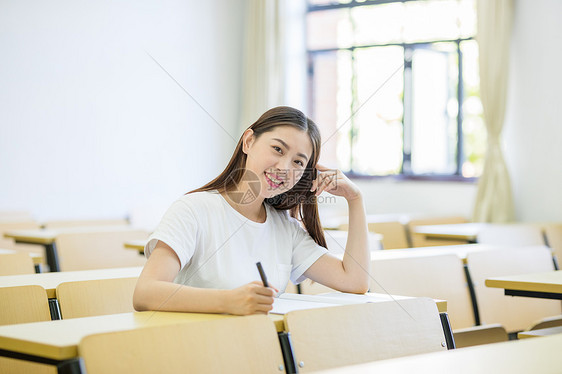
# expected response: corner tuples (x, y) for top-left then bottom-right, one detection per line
(271, 292), (411, 315)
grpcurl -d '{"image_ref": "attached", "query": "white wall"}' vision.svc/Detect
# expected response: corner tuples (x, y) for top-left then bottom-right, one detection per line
(1, 0), (560, 225)
(504, 0), (562, 222)
(0, 0), (246, 226)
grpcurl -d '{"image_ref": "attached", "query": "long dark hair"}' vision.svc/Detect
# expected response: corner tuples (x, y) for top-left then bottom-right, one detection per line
(189, 106), (327, 248)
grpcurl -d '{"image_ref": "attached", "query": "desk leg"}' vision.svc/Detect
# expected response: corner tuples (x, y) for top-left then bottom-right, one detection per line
(463, 264), (481, 326)
(45, 243), (61, 272)
(58, 358), (84, 374)
(49, 299), (62, 320)
(0, 350), (83, 374)
(278, 332), (298, 374)
(439, 312), (456, 350)
(34, 264), (41, 273)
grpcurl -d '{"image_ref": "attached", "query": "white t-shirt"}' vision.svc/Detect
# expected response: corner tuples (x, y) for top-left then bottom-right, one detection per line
(145, 190), (328, 293)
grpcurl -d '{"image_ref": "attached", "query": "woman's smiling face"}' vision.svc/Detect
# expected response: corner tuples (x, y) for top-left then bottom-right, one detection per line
(242, 125), (313, 200)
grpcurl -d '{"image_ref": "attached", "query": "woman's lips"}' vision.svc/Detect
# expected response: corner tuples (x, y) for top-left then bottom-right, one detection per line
(264, 172), (283, 189)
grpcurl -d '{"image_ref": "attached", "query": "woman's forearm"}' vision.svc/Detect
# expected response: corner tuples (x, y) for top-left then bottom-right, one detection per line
(342, 195), (370, 292)
(133, 279), (228, 313)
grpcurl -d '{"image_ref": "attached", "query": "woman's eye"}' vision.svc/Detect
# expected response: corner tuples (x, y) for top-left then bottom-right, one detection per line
(273, 146), (282, 153)
(295, 160), (304, 167)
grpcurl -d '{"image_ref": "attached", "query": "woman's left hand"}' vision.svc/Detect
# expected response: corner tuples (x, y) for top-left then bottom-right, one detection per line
(310, 164), (362, 202)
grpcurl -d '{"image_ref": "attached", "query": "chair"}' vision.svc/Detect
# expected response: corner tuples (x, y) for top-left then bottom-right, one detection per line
(43, 218), (129, 229)
(0, 252), (35, 275)
(466, 246), (562, 333)
(79, 315), (285, 374)
(340, 221), (409, 250)
(299, 229), (381, 296)
(56, 277), (138, 319)
(0, 285), (51, 325)
(284, 298), (446, 372)
(0, 285), (55, 373)
(544, 224), (562, 267)
(407, 216), (468, 247)
(476, 224), (545, 247)
(55, 229), (148, 271)
(322, 230), (382, 255)
(368, 252), (508, 347)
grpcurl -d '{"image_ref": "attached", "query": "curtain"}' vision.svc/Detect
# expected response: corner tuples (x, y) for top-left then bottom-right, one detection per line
(472, 0), (515, 223)
(239, 0), (285, 133)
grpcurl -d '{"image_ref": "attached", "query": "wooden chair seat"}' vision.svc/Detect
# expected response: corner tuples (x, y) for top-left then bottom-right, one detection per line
(284, 298), (446, 372)
(368, 252), (509, 347)
(57, 277), (138, 319)
(476, 225), (545, 246)
(79, 315), (285, 374)
(0, 252), (35, 275)
(466, 246), (561, 333)
(55, 229), (148, 271)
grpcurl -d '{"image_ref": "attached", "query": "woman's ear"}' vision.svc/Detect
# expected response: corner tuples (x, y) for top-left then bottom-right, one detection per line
(242, 129), (255, 154)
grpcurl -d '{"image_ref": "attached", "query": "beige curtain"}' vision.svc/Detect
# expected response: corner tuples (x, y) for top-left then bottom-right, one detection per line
(239, 0), (285, 132)
(472, 0), (515, 223)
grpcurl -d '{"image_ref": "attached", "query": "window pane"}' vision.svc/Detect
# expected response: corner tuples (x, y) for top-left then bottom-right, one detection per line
(461, 40), (485, 177)
(352, 3), (404, 46)
(353, 46), (404, 175)
(307, 8), (352, 50)
(403, 0), (463, 43)
(410, 43), (458, 174)
(310, 51), (353, 170)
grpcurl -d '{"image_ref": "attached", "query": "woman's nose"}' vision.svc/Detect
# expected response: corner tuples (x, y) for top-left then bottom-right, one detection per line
(276, 157), (292, 174)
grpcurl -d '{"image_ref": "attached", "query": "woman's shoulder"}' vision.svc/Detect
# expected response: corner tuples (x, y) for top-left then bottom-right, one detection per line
(173, 190), (223, 212)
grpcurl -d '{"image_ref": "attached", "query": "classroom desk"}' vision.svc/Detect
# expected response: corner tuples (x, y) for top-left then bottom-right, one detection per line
(0, 248), (43, 272)
(485, 270), (562, 300)
(4, 226), (141, 272)
(123, 239), (147, 254)
(518, 326), (562, 339)
(0, 297), (445, 374)
(369, 244), (500, 326)
(0, 267), (143, 320)
(370, 243), (503, 265)
(314, 332), (562, 373)
(412, 223), (489, 243)
(0, 311), (285, 373)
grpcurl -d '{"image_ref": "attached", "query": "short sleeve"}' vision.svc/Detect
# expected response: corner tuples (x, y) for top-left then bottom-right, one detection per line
(144, 200), (198, 269)
(289, 219), (328, 284)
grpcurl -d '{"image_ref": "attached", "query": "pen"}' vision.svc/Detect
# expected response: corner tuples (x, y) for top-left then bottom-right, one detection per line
(256, 262), (269, 288)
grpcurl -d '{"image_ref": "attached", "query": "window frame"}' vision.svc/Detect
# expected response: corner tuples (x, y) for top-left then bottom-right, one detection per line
(306, 0), (478, 182)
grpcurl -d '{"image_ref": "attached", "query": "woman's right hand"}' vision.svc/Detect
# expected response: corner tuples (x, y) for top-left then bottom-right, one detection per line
(225, 281), (277, 315)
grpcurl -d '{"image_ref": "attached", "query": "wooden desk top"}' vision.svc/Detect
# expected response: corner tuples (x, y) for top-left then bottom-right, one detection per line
(370, 244), (503, 264)
(485, 270), (562, 295)
(0, 311), (284, 360)
(413, 223), (489, 241)
(518, 326), (562, 339)
(315, 332), (562, 373)
(0, 267), (143, 298)
(124, 239), (147, 252)
(4, 226), (142, 245)
(0, 248), (43, 265)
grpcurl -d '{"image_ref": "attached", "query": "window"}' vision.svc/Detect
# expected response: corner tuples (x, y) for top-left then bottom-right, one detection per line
(307, 0), (484, 179)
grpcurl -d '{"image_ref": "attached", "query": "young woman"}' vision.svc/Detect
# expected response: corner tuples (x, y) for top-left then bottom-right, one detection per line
(133, 106), (369, 315)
